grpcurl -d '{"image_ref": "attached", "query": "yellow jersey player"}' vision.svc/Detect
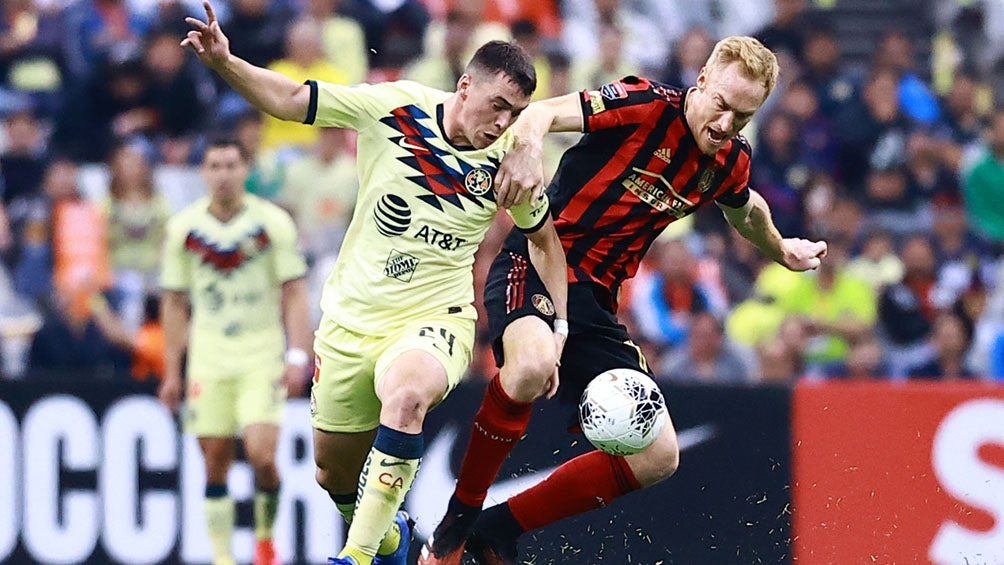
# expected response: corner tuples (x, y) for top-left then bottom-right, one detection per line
(180, 3), (569, 565)
(157, 138), (312, 565)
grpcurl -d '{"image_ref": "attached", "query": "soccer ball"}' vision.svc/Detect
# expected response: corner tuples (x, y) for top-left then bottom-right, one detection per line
(579, 368), (668, 456)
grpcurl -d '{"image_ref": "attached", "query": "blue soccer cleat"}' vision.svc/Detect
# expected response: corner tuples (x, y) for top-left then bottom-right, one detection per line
(372, 511), (414, 565)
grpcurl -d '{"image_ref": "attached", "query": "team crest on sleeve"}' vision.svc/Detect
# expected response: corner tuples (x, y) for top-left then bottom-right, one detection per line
(531, 294), (555, 316)
(464, 168), (493, 196)
(600, 81), (628, 100)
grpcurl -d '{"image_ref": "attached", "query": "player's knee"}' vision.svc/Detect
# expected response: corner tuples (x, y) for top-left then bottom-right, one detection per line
(381, 385), (436, 426)
(503, 354), (555, 401)
(645, 440), (680, 484)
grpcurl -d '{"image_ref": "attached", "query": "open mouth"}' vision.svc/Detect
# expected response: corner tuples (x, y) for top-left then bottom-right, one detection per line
(484, 132), (499, 142)
(707, 128), (725, 145)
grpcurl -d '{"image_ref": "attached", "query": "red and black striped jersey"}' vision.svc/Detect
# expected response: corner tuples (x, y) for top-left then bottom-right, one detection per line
(544, 76), (752, 306)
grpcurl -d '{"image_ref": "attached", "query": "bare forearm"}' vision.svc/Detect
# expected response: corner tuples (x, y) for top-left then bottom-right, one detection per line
(724, 191), (784, 263)
(281, 278), (313, 354)
(161, 292), (190, 380)
(512, 94), (584, 148)
(214, 54), (311, 123)
(527, 223), (568, 320)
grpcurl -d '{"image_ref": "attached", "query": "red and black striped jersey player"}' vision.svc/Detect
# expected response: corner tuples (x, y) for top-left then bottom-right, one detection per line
(418, 36), (828, 565)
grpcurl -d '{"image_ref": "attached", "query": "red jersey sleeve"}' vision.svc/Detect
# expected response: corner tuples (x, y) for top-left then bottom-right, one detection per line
(715, 135), (753, 208)
(580, 76), (666, 133)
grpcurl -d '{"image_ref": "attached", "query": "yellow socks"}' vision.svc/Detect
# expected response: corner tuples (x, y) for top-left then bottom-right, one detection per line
(204, 484), (234, 564)
(253, 488), (279, 540)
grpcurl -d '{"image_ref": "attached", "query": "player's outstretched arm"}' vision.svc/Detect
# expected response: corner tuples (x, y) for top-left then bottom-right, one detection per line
(526, 216), (569, 398)
(182, 1), (310, 122)
(718, 189), (827, 272)
(496, 93), (584, 208)
(158, 290), (191, 413)
(279, 277), (313, 397)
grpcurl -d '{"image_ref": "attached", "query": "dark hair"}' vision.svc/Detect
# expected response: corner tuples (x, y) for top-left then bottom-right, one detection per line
(466, 40), (537, 97)
(204, 137), (250, 163)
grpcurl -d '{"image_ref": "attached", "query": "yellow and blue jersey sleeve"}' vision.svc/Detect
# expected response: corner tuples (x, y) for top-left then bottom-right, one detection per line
(507, 193), (550, 233)
(305, 80), (423, 131)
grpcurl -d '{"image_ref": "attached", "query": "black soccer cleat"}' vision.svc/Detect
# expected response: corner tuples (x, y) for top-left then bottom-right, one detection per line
(465, 504), (521, 565)
(426, 495), (483, 559)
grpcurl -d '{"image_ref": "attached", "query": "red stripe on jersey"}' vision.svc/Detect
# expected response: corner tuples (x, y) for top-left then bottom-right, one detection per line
(560, 116), (665, 227)
(504, 252), (528, 314)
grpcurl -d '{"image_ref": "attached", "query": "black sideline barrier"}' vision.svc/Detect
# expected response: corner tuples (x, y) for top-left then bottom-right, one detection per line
(0, 379), (793, 564)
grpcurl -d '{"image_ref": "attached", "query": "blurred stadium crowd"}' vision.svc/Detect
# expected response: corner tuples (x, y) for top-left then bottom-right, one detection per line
(1, 0), (1004, 386)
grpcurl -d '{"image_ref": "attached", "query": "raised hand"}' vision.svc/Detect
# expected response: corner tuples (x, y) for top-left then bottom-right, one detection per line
(180, 1), (231, 69)
(779, 238), (828, 271)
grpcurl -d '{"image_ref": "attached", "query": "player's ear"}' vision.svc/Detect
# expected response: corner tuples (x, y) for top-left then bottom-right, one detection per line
(696, 66), (708, 90)
(457, 74), (472, 100)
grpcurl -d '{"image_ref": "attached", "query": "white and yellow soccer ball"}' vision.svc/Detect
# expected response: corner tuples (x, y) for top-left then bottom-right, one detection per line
(579, 368), (669, 456)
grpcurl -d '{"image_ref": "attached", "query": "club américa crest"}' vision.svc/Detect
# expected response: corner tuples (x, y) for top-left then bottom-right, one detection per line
(464, 168), (493, 196)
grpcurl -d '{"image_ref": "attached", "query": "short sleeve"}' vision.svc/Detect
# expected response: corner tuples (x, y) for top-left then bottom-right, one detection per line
(306, 80), (410, 130)
(715, 138), (753, 209)
(507, 193), (550, 233)
(268, 209), (308, 283)
(160, 216), (191, 291)
(581, 77), (665, 132)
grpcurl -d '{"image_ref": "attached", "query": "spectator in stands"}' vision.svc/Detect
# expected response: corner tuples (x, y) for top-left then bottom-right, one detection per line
(878, 234), (939, 376)
(785, 242), (877, 375)
(780, 80), (838, 175)
(340, 0), (428, 69)
(754, 0), (808, 62)
(65, 0), (148, 78)
(0, 0), (67, 116)
(861, 167), (924, 234)
(833, 333), (887, 380)
(873, 31), (941, 126)
(143, 28), (211, 145)
(569, 22), (638, 92)
(845, 229), (903, 291)
(55, 57), (158, 162)
(511, 19), (554, 101)
(303, 0), (368, 84)
(908, 311), (975, 379)
(404, 7), (478, 92)
(751, 111), (806, 237)
(130, 293), (163, 381)
(932, 203), (994, 307)
(0, 107), (48, 208)
(631, 239), (715, 348)
(756, 319), (806, 383)
(262, 19), (347, 152)
(101, 143), (170, 332)
(936, 68), (986, 145)
(661, 25), (715, 90)
(961, 107), (1004, 242)
(233, 110), (283, 200)
(905, 132), (961, 206)
(659, 312), (754, 384)
(223, 0), (291, 69)
(279, 127), (357, 324)
(800, 25), (857, 120)
(835, 69), (912, 190)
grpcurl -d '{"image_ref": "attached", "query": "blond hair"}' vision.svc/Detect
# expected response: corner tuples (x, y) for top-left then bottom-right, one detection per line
(706, 36), (779, 97)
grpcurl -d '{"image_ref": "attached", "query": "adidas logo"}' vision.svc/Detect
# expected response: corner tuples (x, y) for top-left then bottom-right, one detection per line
(654, 148), (672, 163)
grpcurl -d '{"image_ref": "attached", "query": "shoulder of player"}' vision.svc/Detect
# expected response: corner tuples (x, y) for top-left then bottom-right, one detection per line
(730, 133), (753, 155)
(246, 194), (297, 226)
(619, 76), (684, 102)
(168, 197), (209, 227)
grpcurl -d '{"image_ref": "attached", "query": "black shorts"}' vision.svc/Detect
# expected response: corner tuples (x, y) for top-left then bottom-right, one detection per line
(484, 235), (652, 409)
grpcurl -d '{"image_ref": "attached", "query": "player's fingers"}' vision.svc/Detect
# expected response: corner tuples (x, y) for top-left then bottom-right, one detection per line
(496, 172), (513, 208)
(204, 0), (217, 23)
(210, 20), (223, 40)
(184, 32), (205, 53)
(814, 240), (828, 257)
(185, 17), (209, 31)
(807, 256), (821, 270)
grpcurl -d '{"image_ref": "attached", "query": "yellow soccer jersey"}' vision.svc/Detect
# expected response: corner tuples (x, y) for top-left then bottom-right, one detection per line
(160, 194), (307, 377)
(304, 80), (549, 335)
